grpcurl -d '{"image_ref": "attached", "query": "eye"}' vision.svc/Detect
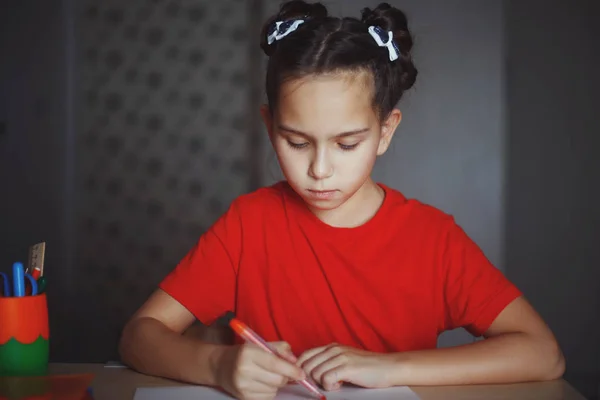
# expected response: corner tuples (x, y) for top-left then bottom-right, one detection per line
(287, 140), (309, 150)
(338, 142), (360, 151)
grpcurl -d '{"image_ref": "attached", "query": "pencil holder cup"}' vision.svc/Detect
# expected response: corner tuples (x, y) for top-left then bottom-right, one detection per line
(0, 293), (49, 377)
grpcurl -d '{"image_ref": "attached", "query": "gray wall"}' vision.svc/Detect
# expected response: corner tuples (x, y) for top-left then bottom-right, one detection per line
(72, 0), (251, 361)
(261, 0), (506, 348)
(0, 0), (253, 362)
(0, 0), (68, 271)
(505, 0), (600, 398)
(0, 0), (74, 361)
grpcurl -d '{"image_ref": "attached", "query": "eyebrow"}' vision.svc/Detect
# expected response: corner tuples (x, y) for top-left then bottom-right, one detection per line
(278, 125), (370, 138)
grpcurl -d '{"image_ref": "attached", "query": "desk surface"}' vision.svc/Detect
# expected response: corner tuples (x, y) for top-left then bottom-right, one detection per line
(48, 363), (585, 400)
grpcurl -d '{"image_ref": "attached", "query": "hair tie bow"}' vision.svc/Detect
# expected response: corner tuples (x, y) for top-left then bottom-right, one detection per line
(368, 25), (400, 61)
(267, 19), (305, 45)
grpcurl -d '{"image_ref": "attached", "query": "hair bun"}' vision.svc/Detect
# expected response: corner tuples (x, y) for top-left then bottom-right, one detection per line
(361, 2), (417, 91)
(260, 1), (328, 56)
(277, 0), (328, 20)
(361, 3), (412, 54)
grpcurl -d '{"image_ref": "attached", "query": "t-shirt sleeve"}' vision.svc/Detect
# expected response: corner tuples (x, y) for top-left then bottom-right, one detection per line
(159, 200), (242, 326)
(442, 219), (522, 337)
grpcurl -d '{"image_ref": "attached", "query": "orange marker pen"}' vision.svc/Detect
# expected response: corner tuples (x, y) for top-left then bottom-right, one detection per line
(223, 312), (326, 400)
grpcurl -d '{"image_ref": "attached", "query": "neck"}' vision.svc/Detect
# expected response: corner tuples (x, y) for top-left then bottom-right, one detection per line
(311, 178), (385, 228)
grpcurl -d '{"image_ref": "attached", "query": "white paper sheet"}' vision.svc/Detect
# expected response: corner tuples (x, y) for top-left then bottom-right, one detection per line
(134, 384), (420, 400)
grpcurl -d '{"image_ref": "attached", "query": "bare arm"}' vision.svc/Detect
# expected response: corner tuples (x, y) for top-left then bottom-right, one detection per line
(388, 296), (565, 385)
(118, 289), (227, 385)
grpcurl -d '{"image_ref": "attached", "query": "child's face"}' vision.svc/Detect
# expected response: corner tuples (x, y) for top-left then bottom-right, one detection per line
(262, 72), (401, 212)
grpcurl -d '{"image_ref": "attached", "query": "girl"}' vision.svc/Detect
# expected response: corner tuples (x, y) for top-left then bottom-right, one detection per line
(119, 2), (565, 399)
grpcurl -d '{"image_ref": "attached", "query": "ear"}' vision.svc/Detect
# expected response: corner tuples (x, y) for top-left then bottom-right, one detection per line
(377, 108), (402, 156)
(260, 104), (274, 140)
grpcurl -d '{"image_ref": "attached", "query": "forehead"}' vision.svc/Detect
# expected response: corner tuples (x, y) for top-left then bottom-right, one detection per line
(276, 72), (377, 131)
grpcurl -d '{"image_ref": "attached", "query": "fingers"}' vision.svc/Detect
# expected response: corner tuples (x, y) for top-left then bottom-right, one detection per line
(297, 345), (357, 391)
(309, 353), (345, 386)
(299, 344), (343, 376)
(297, 344), (331, 366)
(244, 366), (290, 388)
(270, 341), (298, 363)
(251, 346), (306, 382)
(222, 343), (306, 400)
(321, 365), (347, 391)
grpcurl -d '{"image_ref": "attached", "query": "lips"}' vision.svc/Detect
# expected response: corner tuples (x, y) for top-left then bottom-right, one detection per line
(307, 189), (337, 199)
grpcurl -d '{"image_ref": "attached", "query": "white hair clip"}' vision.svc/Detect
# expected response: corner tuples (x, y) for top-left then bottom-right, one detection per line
(267, 19), (305, 45)
(368, 25), (400, 61)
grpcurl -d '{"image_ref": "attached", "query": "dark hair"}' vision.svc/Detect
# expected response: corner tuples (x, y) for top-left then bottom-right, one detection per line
(260, 1), (417, 120)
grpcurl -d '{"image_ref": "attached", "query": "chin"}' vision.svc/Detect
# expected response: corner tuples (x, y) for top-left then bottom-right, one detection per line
(301, 195), (347, 211)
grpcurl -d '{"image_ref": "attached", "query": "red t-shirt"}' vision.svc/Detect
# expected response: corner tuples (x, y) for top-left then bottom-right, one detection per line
(159, 181), (521, 355)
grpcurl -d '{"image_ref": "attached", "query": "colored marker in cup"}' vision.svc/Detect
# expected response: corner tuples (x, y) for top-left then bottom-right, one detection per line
(37, 276), (47, 294)
(222, 312), (326, 400)
(0, 272), (10, 297)
(12, 262), (26, 297)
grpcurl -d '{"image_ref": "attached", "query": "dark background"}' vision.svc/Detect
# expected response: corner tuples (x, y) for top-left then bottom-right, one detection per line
(1, 0), (598, 398)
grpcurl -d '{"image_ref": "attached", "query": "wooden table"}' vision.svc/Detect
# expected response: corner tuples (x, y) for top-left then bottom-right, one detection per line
(48, 363), (586, 400)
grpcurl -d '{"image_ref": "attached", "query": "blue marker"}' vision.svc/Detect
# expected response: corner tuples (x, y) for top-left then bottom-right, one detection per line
(12, 262), (25, 297)
(0, 271), (11, 296)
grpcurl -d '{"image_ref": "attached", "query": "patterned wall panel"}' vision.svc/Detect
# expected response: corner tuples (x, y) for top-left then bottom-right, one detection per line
(75, 0), (251, 361)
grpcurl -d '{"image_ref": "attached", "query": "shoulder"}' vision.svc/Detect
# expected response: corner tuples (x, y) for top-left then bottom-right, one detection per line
(380, 183), (455, 231)
(230, 181), (289, 213)
(223, 181), (292, 227)
(206, 182), (289, 240)
(381, 185), (485, 258)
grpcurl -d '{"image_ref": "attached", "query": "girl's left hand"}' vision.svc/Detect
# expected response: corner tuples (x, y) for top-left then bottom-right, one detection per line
(297, 344), (395, 391)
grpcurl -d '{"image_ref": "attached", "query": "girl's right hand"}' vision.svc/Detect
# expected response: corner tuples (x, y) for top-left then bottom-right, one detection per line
(215, 342), (306, 400)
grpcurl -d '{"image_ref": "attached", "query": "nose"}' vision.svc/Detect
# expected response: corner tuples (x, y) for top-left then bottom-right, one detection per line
(308, 147), (333, 180)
